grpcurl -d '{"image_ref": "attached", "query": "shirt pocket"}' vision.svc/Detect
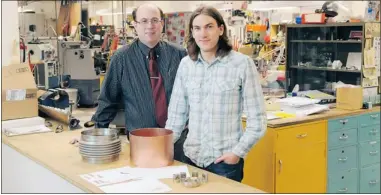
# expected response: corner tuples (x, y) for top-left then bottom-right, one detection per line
(187, 80), (202, 104)
(214, 79), (241, 104)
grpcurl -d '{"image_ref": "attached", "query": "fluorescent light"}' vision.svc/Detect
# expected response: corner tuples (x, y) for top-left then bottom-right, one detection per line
(97, 12), (123, 16)
(96, 7), (134, 16)
(251, 6), (299, 11)
(18, 7), (34, 13)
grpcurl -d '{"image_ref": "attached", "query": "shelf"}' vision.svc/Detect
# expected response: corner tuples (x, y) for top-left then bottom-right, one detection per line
(289, 40), (362, 43)
(286, 23), (365, 28)
(290, 66), (361, 73)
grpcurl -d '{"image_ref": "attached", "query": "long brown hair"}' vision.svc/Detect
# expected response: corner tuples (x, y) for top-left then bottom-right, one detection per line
(186, 6), (232, 61)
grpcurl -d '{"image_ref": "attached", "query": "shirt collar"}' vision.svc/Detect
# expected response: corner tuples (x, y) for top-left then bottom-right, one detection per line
(137, 39), (162, 57)
(196, 51), (230, 65)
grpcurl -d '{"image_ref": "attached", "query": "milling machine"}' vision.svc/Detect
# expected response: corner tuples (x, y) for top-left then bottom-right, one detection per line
(23, 41), (71, 90)
(58, 40), (100, 107)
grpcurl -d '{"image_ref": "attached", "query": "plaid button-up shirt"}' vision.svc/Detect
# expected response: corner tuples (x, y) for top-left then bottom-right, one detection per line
(165, 51), (267, 167)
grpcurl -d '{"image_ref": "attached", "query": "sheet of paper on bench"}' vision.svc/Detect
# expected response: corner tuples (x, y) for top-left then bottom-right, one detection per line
(80, 166), (136, 187)
(126, 165), (190, 179)
(80, 165), (189, 187)
(100, 178), (172, 193)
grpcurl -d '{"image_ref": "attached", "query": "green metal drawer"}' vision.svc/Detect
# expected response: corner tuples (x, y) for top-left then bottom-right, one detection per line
(327, 169), (358, 193)
(360, 163), (380, 193)
(359, 112), (380, 128)
(359, 140), (380, 167)
(328, 145), (358, 173)
(328, 116), (358, 132)
(328, 128), (358, 148)
(359, 125), (380, 142)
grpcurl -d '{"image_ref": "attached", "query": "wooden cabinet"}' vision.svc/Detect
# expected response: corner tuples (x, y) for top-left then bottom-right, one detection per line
(242, 121), (327, 193)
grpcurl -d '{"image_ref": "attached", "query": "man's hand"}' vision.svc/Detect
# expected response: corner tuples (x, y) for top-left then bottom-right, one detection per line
(214, 152), (240, 165)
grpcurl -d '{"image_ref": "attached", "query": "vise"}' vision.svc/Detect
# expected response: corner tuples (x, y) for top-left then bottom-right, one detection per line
(38, 89), (70, 109)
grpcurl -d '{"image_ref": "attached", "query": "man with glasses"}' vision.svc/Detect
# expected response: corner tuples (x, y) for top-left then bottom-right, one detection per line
(91, 3), (188, 161)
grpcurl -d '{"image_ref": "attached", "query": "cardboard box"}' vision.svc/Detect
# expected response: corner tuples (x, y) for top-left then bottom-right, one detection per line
(2, 64), (38, 120)
(336, 86), (363, 110)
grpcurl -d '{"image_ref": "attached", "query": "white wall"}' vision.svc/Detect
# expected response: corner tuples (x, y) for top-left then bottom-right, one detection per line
(18, 1), (60, 37)
(87, 1), (225, 28)
(19, 1), (60, 20)
(2, 1), (20, 66)
(251, 1), (361, 24)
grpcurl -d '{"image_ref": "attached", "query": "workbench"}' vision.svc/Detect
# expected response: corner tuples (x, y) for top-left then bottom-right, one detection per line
(242, 106), (380, 194)
(2, 110), (264, 193)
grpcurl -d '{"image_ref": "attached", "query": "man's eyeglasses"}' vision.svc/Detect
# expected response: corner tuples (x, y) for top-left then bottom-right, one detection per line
(135, 18), (162, 25)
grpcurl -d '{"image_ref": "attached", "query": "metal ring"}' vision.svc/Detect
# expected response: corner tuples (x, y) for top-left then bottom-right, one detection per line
(45, 121), (53, 127)
(55, 125), (64, 133)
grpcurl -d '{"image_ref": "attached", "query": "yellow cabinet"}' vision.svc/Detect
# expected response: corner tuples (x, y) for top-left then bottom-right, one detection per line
(275, 142), (326, 193)
(242, 121), (327, 193)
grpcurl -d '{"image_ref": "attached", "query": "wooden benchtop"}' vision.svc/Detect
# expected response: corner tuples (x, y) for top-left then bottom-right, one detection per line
(73, 106), (380, 129)
(2, 129), (264, 193)
(243, 106), (380, 128)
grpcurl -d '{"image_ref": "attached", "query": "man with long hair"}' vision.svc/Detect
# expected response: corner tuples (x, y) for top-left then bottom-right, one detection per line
(165, 6), (267, 182)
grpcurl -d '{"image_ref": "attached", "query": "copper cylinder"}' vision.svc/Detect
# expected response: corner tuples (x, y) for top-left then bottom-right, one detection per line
(129, 128), (174, 168)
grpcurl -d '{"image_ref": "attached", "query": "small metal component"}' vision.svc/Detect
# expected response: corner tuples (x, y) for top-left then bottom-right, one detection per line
(177, 171), (208, 188)
(173, 174), (180, 183)
(181, 177), (202, 188)
(69, 100), (74, 114)
(45, 121), (53, 127)
(55, 125), (64, 133)
(201, 173), (208, 183)
(69, 138), (79, 145)
(179, 172), (187, 183)
(191, 171), (199, 178)
(180, 172), (187, 179)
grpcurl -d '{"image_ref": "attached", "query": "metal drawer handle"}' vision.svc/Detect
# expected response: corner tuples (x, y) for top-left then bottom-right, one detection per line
(369, 180), (379, 184)
(279, 160), (283, 173)
(338, 188), (348, 192)
(369, 151), (378, 155)
(339, 119), (348, 124)
(370, 129), (378, 134)
(296, 133), (308, 138)
(338, 157), (348, 161)
(339, 135), (348, 140)
(370, 114), (379, 118)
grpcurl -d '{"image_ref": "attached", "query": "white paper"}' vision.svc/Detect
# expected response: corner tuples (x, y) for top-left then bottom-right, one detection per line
(100, 178), (172, 193)
(80, 165), (189, 187)
(3, 125), (51, 136)
(2, 117), (45, 130)
(6, 89), (26, 101)
(363, 67), (378, 79)
(2, 117), (51, 136)
(346, 52), (362, 70)
(94, 34), (101, 41)
(122, 165), (190, 180)
(363, 87), (378, 97)
(364, 49), (376, 68)
(80, 167), (140, 187)
(281, 104), (330, 117)
(266, 112), (280, 120)
(276, 97), (321, 108)
(373, 37), (380, 76)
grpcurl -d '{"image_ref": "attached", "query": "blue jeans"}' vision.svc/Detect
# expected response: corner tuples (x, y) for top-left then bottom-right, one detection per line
(173, 128), (188, 162)
(182, 155), (244, 182)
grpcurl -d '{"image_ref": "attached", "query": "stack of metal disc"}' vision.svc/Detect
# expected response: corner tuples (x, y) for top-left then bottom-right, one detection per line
(79, 128), (121, 164)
